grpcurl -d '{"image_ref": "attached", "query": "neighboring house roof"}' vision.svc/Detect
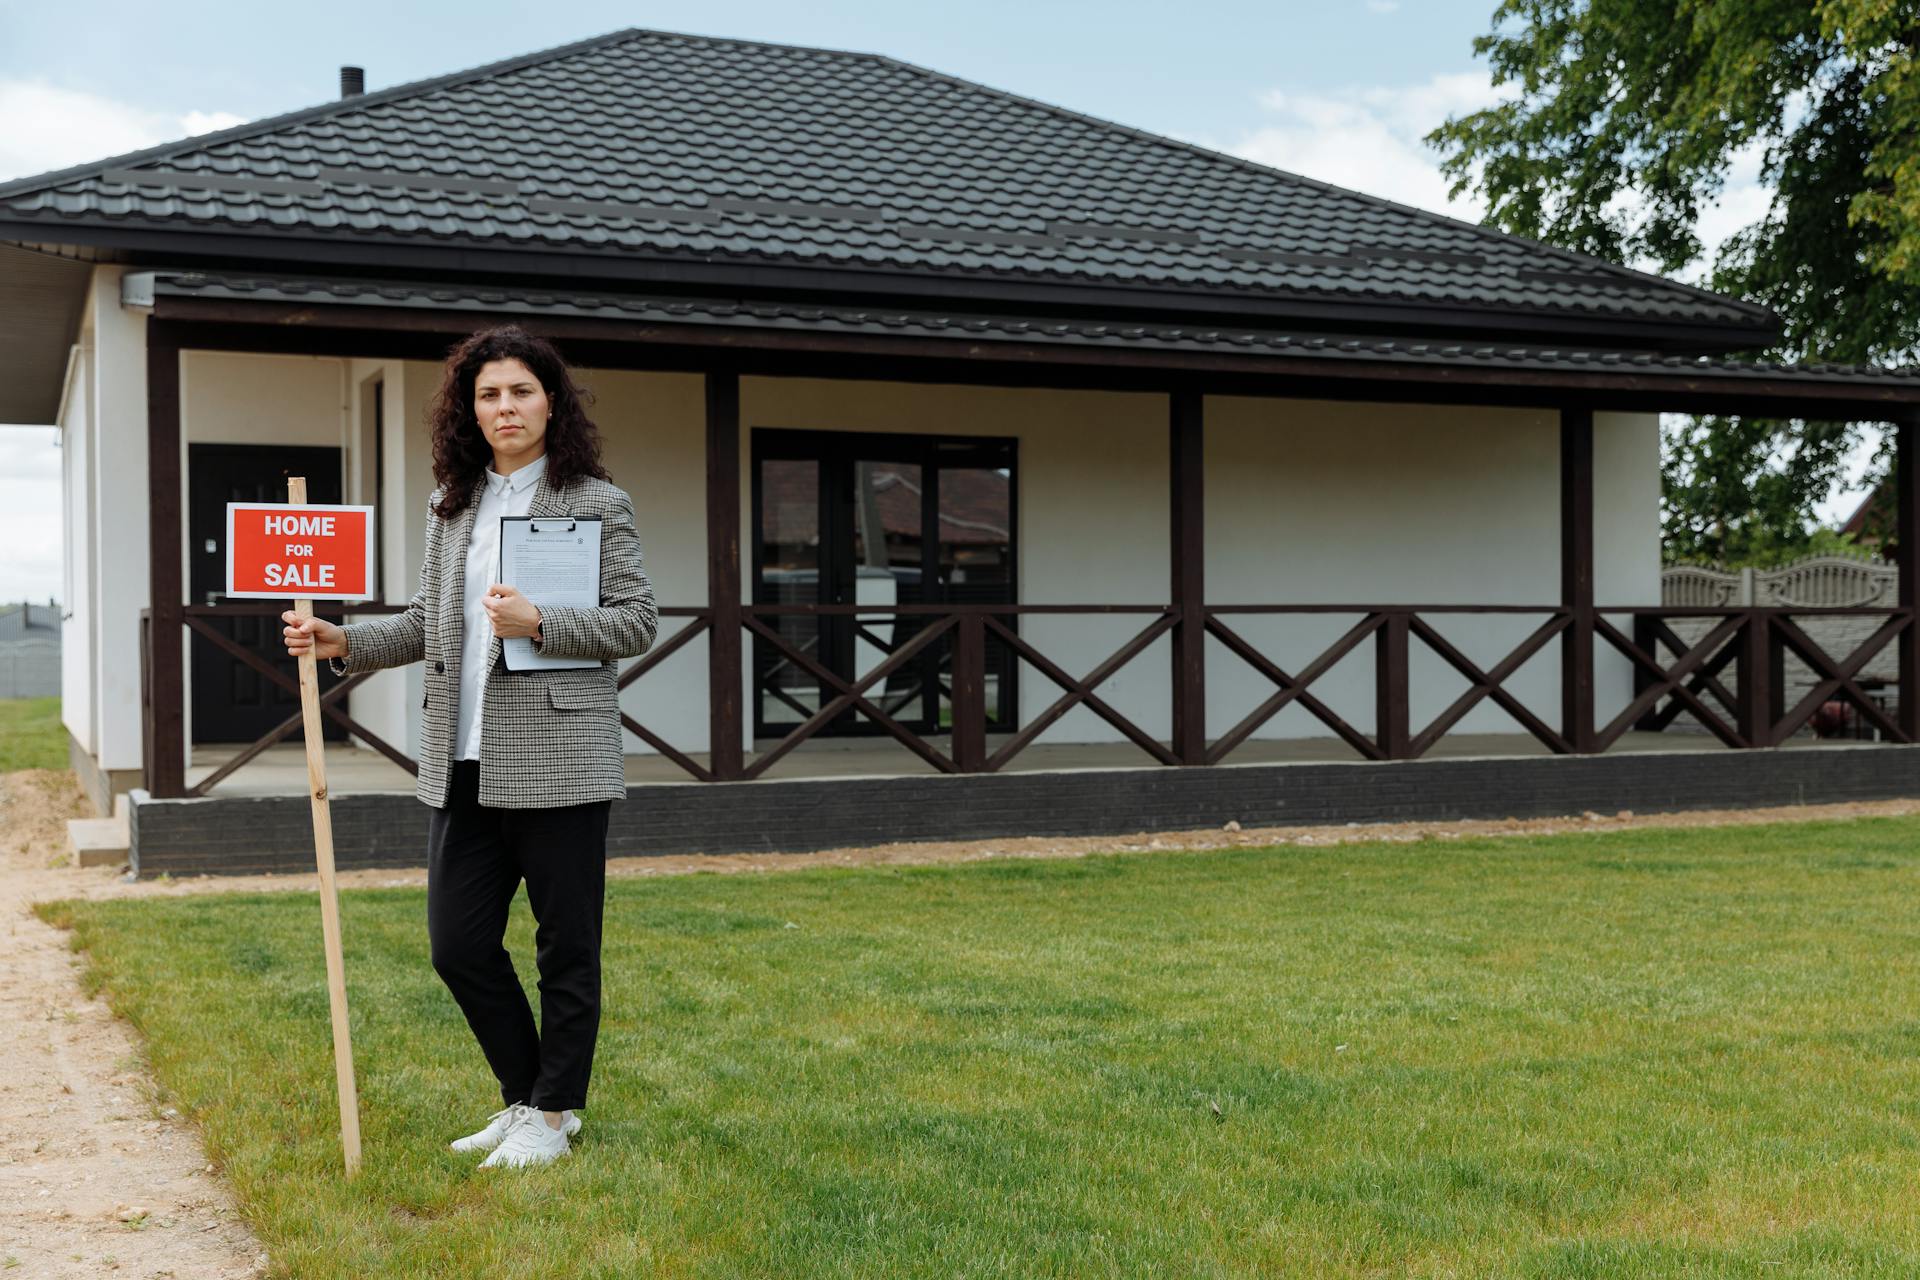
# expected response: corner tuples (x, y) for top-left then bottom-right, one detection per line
(0, 27), (1776, 351)
(1842, 482), (1890, 540)
(0, 603), (60, 640)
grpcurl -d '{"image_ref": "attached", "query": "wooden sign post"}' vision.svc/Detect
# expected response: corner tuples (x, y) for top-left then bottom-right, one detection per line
(227, 482), (376, 1177)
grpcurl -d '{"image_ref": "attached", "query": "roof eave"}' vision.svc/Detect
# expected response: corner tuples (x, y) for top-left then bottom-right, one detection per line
(0, 220), (1784, 355)
(136, 285), (1911, 424)
(0, 243), (92, 424)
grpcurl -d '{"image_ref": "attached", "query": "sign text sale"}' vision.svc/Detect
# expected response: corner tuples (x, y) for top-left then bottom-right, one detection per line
(226, 503), (376, 600)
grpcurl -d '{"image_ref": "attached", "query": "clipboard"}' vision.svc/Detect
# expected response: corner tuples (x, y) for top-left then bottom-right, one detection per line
(499, 515), (604, 671)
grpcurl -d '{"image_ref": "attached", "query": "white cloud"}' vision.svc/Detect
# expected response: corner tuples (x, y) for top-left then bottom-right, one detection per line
(1365, 0), (1400, 11)
(1683, 141), (1772, 282)
(1217, 72), (1773, 267)
(0, 427), (64, 604)
(0, 81), (245, 183)
(1216, 73), (1509, 220)
(0, 85), (244, 604)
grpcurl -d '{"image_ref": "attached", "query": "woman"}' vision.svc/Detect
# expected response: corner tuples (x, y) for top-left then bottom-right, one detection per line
(281, 325), (656, 1170)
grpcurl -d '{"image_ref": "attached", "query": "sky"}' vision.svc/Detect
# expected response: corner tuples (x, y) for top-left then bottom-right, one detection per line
(0, 0), (1864, 604)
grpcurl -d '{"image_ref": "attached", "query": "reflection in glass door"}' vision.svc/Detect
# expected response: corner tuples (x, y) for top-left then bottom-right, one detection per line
(751, 430), (1017, 740)
(756, 457), (822, 731)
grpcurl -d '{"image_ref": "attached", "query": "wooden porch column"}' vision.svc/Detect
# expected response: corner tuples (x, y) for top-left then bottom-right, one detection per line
(951, 613), (987, 771)
(146, 326), (187, 798)
(1899, 414), (1918, 741)
(1560, 406), (1598, 752)
(1736, 606), (1776, 748)
(1169, 390), (1206, 764)
(1375, 612), (1411, 757)
(706, 372), (744, 781)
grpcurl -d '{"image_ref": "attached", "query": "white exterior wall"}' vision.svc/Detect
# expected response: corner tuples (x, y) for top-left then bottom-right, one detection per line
(181, 351), (347, 446)
(342, 358), (436, 759)
(58, 322), (94, 754)
(87, 267), (149, 775)
(1594, 411), (1663, 607)
(63, 317), (1661, 796)
(585, 370), (712, 752)
(545, 376), (1658, 754)
(1206, 399), (1659, 739)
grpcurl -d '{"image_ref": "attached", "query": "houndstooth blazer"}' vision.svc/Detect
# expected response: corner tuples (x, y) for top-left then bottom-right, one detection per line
(329, 468), (657, 808)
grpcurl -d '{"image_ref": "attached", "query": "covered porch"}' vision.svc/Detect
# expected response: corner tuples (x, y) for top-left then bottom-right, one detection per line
(120, 271), (1920, 869)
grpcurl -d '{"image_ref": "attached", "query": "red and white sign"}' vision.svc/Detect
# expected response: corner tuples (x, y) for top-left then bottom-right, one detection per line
(226, 503), (376, 600)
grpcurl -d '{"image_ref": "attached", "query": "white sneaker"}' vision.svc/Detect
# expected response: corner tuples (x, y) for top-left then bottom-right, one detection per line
(477, 1105), (576, 1169)
(451, 1102), (579, 1155)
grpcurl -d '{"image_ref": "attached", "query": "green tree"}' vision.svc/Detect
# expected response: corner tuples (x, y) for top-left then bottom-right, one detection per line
(1428, 0), (1920, 565)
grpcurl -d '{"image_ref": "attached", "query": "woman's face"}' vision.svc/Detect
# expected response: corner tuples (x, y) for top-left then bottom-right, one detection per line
(473, 357), (551, 471)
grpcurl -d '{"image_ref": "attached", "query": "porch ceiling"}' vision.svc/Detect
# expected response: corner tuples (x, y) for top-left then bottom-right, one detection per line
(132, 268), (1920, 422)
(0, 243), (90, 425)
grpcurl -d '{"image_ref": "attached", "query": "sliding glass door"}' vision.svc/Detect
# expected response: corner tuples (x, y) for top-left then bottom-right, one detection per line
(751, 429), (1017, 739)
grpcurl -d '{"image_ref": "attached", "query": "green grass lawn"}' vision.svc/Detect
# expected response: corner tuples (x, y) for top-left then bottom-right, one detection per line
(0, 696), (64, 772)
(37, 818), (1920, 1279)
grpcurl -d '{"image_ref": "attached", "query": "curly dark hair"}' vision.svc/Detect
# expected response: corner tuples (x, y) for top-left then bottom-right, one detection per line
(428, 325), (608, 519)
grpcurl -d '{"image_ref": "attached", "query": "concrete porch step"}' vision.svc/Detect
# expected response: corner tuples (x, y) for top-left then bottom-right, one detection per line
(67, 793), (130, 868)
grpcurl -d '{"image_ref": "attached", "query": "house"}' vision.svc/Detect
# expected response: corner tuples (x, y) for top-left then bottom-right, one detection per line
(1841, 482), (1895, 552)
(1, 28), (1915, 874)
(0, 602), (61, 699)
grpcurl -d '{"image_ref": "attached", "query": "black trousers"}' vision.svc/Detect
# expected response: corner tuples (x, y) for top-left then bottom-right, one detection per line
(426, 760), (611, 1112)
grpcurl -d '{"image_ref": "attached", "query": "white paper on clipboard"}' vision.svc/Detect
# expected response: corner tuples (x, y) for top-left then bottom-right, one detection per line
(499, 515), (603, 670)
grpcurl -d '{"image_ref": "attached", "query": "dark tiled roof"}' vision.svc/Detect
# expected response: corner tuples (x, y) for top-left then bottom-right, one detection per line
(136, 270), (1919, 391)
(0, 28), (1773, 338)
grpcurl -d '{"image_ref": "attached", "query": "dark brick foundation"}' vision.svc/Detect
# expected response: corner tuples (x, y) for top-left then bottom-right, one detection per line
(129, 744), (1920, 877)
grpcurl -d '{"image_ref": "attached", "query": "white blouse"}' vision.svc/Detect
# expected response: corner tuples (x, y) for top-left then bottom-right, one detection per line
(454, 454), (547, 761)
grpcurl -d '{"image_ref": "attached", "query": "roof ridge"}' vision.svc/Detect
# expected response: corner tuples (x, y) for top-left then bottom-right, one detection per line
(859, 49), (1776, 325)
(0, 27), (649, 200)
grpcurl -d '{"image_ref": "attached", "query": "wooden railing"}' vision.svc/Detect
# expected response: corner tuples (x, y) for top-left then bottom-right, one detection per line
(141, 603), (411, 798)
(144, 601), (1916, 796)
(1623, 607), (1913, 748)
(739, 604), (1175, 778)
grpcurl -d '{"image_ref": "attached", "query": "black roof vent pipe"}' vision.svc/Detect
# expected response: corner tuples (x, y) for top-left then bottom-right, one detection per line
(340, 66), (365, 98)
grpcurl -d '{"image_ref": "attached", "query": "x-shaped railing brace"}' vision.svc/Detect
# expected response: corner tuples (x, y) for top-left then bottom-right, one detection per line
(182, 615), (417, 782)
(1203, 613), (1383, 762)
(1772, 613), (1911, 743)
(742, 614), (960, 777)
(1408, 615), (1572, 756)
(1595, 614), (1748, 748)
(982, 612), (1178, 770)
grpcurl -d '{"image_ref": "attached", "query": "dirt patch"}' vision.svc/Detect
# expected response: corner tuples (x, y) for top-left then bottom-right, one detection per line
(0, 770), (265, 1279)
(1, 768), (88, 865)
(44, 790), (1920, 902)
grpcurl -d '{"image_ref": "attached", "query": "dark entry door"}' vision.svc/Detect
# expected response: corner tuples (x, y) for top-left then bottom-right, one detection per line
(188, 444), (347, 743)
(752, 429), (1017, 739)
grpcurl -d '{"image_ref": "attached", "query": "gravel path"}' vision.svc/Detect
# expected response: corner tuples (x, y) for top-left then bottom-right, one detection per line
(0, 770), (263, 1279)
